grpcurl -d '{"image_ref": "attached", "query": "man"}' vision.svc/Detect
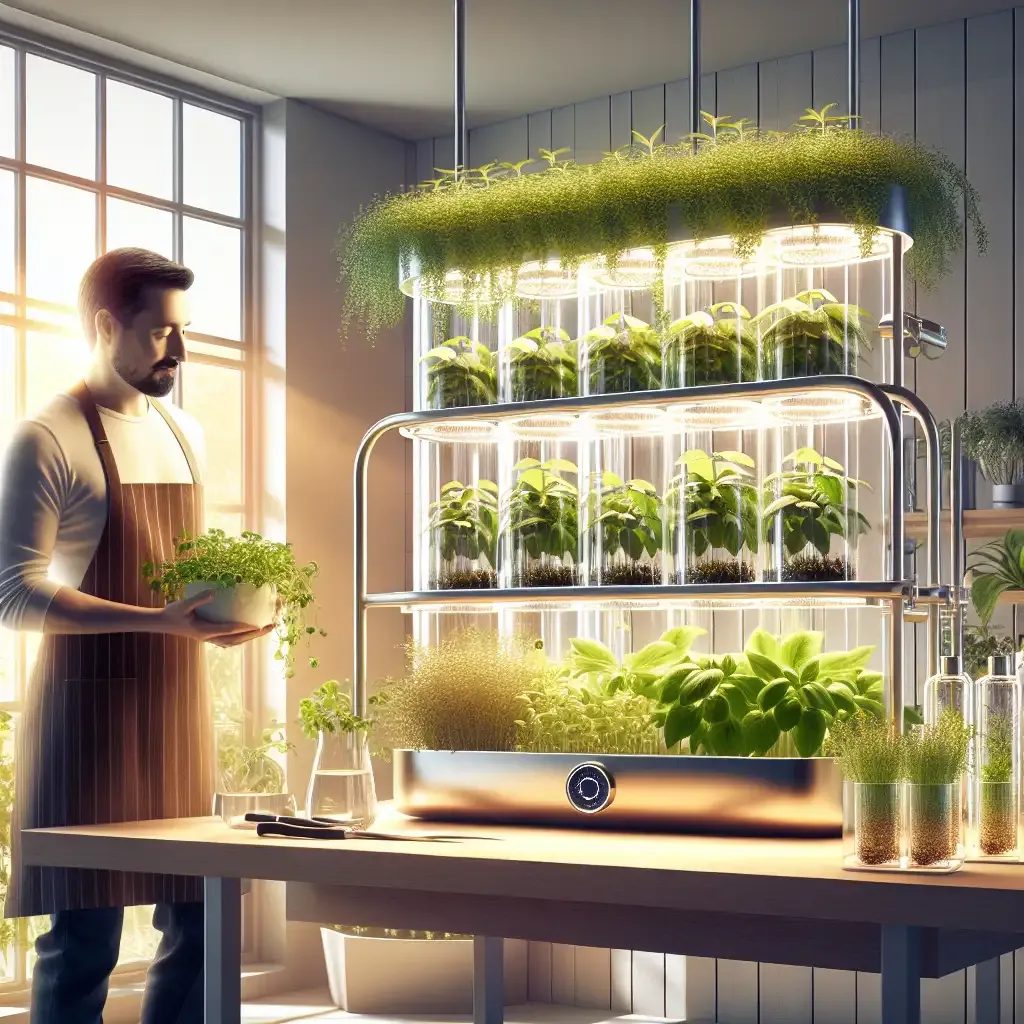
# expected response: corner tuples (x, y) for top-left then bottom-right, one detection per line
(0, 248), (271, 1024)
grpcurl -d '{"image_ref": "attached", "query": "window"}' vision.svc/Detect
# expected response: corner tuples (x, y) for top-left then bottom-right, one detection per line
(0, 34), (258, 986)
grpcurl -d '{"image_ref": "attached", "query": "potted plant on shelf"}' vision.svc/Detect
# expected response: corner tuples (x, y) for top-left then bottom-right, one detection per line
(504, 457), (579, 586)
(419, 335), (498, 409)
(664, 302), (758, 388)
(584, 472), (663, 585)
(959, 401), (1024, 507)
(584, 312), (662, 395)
(963, 623), (1015, 680)
(427, 479), (499, 589)
(966, 529), (1024, 629)
(755, 289), (871, 379)
(762, 447), (870, 582)
(506, 326), (578, 401)
(143, 528), (322, 678)
(667, 448), (759, 583)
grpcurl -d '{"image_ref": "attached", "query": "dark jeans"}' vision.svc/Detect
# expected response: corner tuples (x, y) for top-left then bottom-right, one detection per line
(31, 902), (204, 1024)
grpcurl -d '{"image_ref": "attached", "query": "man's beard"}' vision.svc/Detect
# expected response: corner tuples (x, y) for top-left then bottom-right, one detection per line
(113, 356), (177, 398)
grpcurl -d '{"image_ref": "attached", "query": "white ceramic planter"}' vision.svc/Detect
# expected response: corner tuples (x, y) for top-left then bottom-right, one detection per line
(183, 581), (276, 627)
(320, 929), (528, 1013)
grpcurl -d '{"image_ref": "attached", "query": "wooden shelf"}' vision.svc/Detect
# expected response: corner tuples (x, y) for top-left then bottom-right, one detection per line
(905, 508), (1024, 540)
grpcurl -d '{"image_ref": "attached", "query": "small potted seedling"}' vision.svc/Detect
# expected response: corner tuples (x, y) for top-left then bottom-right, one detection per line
(427, 479), (499, 589)
(584, 472), (663, 585)
(506, 326), (578, 401)
(419, 335), (498, 409)
(584, 312), (662, 395)
(762, 448), (870, 582)
(664, 302), (758, 388)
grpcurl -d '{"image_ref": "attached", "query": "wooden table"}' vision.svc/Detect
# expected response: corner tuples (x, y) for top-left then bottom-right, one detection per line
(22, 809), (1024, 1024)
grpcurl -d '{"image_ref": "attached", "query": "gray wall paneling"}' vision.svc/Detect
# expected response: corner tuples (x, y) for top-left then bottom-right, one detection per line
(664, 78), (689, 144)
(469, 117), (529, 168)
(527, 110), (552, 164)
(1017, 9), (1024, 402)
(631, 84), (666, 142)
(611, 91), (632, 150)
(551, 103), (575, 159)
(573, 96), (612, 164)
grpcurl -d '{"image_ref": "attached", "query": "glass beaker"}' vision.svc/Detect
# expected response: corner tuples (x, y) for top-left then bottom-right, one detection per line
(306, 729), (377, 829)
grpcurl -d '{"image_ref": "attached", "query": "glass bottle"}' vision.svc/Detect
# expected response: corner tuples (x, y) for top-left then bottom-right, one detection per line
(923, 656), (972, 726)
(972, 655), (1021, 860)
(306, 728), (377, 829)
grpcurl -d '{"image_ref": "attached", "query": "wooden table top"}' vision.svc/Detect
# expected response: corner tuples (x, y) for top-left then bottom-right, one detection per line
(22, 806), (1024, 932)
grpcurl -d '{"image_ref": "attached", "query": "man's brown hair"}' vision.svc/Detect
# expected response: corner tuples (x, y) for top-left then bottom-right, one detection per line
(78, 248), (194, 347)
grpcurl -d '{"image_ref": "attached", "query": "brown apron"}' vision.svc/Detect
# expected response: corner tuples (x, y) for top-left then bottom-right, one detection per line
(6, 382), (216, 918)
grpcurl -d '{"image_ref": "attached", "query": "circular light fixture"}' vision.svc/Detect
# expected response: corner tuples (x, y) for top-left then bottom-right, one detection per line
(667, 398), (764, 430)
(503, 413), (579, 441)
(399, 269), (510, 305)
(669, 237), (761, 280)
(515, 260), (577, 299)
(762, 225), (893, 268)
(581, 248), (661, 291)
(400, 420), (498, 443)
(762, 391), (882, 426)
(583, 406), (668, 434)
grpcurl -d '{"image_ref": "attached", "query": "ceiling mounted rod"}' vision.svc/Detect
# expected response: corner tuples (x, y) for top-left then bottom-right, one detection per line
(454, 0), (468, 178)
(847, 0), (860, 129)
(689, 0), (701, 151)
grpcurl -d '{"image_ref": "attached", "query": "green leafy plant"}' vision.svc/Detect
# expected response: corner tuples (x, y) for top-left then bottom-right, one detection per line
(375, 630), (549, 751)
(755, 289), (871, 378)
(668, 449), (758, 583)
(664, 302), (758, 387)
(585, 312), (662, 394)
(762, 448), (870, 581)
(979, 711), (1017, 856)
(0, 711), (16, 945)
(338, 109), (984, 339)
(964, 623), (1015, 678)
(585, 473), (663, 585)
(143, 529), (321, 678)
(505, 457), (579, 586)
(507, 326), (578, 401)
(217, 719), (291, 794)
(428, 479), (499, 589)
(968, 529), (1024, 627)
(300, 680), (373, 740)
(959, 401), (1024, 485)
(419, 336), (498, 408)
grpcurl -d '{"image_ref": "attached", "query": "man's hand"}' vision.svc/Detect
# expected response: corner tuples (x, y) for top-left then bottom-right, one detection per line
(159, 590), (274, 647)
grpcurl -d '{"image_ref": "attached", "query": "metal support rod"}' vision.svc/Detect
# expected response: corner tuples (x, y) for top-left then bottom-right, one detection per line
(453, 0), (467, 177)
(975, 957), (1001, 1024)
(847, 0), (861, 128)
(951, 416), (966, 659)
(473, 936), (504, 1024)
(689, 0), (700, 148)
(880, 924), (921, 1024)
(204, 876), (242, 1024)
(890, 233), (905, 391)
(890, 593), (907, 731)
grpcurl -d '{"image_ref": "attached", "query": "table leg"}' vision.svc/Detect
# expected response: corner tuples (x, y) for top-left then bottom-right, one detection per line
(204, 876), (242, 1024)
(881, 925), (921, 1024)
(473, 935), (504, 1024)
(975, 957), (1002, 1024)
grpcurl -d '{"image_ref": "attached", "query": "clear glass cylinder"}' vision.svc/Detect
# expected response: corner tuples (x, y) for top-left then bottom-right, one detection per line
(923, 657), (972, 725)
(413, 299), (498, 411)
(906, 782), (963, 870)
(498, 289), (579, 403)
(972, 662), (1021, 859)
(848, 781), (902, 868)
(306, 729), (377, 828)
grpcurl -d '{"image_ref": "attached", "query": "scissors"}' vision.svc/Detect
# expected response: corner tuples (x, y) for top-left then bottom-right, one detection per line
(244, 813), (495, 843)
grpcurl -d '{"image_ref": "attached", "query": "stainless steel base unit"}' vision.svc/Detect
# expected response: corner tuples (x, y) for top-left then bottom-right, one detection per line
(394, 750), (843, 838)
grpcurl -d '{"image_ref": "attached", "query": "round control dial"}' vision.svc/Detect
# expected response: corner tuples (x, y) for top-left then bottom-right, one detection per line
(565, 762), (615, 814)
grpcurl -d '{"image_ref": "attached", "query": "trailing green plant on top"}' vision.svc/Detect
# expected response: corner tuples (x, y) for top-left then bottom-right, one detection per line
(299, 680), (373, 740)
(505, 457), (579, 586)
(584, 473), (664, 584)
(664, 302), (758, 387)
(337, 108), (985, 339)
(967, 529), (1024, 627)
(959, 401), (1024, 485)
(143, 529), (321, 677)
(755, 289), (871, 378)
(507, 326), (578, 401)
(428, 479), (499, 589)
(585, 312), (662, 394)
(419, 336), (497, 408)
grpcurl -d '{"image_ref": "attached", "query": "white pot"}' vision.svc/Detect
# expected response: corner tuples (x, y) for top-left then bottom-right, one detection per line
(319, 929), (528, 1013)
(183, 581), (276, 627)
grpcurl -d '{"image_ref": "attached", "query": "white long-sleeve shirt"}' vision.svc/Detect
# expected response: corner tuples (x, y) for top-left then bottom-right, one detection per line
(0, 392), (205, 632)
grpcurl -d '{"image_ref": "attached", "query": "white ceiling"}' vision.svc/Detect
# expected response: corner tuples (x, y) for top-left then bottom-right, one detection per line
(0, 0), (1013, 139)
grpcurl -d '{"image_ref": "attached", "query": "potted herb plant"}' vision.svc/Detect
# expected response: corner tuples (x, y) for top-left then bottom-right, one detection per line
(664, 302), (758, 388)
(419, 335), (498, 409)
(506, 326), (578, 401)
(762, 447), (870, 582)
(584, 312), (662, 395)
(503, 457), (579, 587)
(668, 449), (759, 583)
(960, 401), (1024, 507)
(427, 479), (499, 589)
(143, 529), (322, 678)
(300, 680), (376, 827)
(584, 472), (663, 585)
(755, 288), (872, 379)
(903, 710), (970, 868)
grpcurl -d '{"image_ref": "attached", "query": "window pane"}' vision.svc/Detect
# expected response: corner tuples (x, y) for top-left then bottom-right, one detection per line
(118, 906), (159, 965)
(183, 104), (240, 217)
(106, 198), (173, 258)
(25, 332), (91, 416)
(26, 177), (96, 307)
(0, 170), (13, 296)
(180, 361), (243, 505)
(182, 218), (241, 340)
(106, 81), (173, 200)
(0, 47), (13, 159)
(26, 56), (95, 179)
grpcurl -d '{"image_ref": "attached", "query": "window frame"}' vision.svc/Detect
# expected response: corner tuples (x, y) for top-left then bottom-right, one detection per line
(0, 22), (266, 988)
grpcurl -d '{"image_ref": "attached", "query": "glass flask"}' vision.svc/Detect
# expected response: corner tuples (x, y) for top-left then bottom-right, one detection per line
(923, 655), (972, 725)
(306, 728), (377, 829)
(972, 655), (1021, 860)
(906, 781), (963, 871)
